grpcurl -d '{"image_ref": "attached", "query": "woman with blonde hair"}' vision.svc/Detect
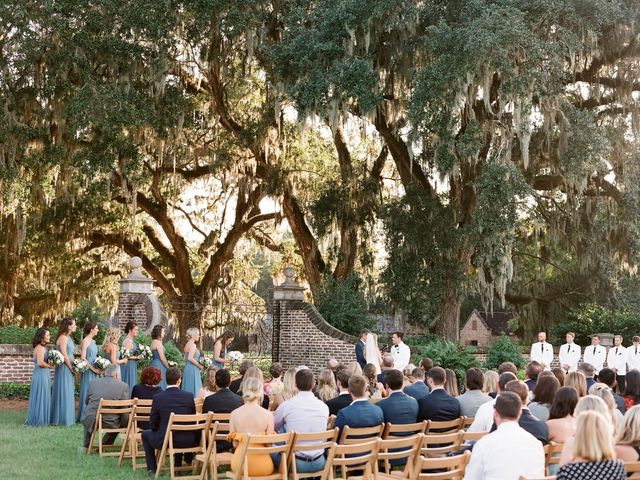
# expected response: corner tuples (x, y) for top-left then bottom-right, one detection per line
(363, 363), (384, 400)
(182, 327), (203, 397)
(271, 367), (298, 410)
(101, 327), (128, 373)
(615, 405), (640, 462)
(229, 375), (275, 476)
(564, 371), (587, 398)
(197, 366), (218, 399)
(588, 383), (623, 433)
(556, 411), (625, 479)
(444, 368), (459, 397)
(316, 369), (337, 402)
(482, 370), (499, 398)
(240, 367), (270, 409)
(346, 361), (363, 377)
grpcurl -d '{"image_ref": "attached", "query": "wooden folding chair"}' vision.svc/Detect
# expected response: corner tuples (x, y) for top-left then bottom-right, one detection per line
(87, 398), (135, 456)
(327, 415), (336, 429)
(323, 439), (381, 479)
(196, 413), (233, 480)
(424, 418), (464, 435)
(289, 429), (339, 479)
(544, 441), (563, 475)
(626, 461), (640, 479)
(339, 424), (384, 444)
(461, 417), (474, 429)
(419, 432), (463, 457)
(222, 431), (294, 480)
(155, 412), (212, 479)
(195, 397), (204, 414)
(382, 422), (428, 439)
(118, 399), (153, 469)
(376, 434), (422, 479)
(460, 430), (487, 443)
(411, 451), (470, 479)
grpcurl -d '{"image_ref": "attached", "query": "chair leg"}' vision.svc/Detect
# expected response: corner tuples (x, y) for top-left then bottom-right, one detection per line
(155, 445), (166, 478)
(169, 448), (176, 480)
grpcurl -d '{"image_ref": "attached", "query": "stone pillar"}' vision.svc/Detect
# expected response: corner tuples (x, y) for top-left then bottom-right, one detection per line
(271, 266), (306, 364)
(116, 257), (156, 331)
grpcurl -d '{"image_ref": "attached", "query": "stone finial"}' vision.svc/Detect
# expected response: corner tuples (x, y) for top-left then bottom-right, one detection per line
(119, 256), (155, 293)
(273, 266), (305, 301)
(282, 266), (297, 286)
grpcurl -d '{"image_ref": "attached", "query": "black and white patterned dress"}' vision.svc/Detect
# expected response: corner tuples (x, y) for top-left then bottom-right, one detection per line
(556, 459), (625, 480)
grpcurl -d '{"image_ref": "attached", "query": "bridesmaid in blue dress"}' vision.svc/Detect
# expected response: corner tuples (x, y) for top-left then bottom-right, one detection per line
(121, 321), (140, 393)
(150, 325), (170, 389)
(182, 327), (204, 396)
(76, 322), (100, 422)
(25, 328), (54, 426)
(212, 330), (235, 369)
(101, 327), (128, 377)
(50, 317), (77, 426)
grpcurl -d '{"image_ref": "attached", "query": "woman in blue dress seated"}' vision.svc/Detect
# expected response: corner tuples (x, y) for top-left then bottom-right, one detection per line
(25, 327), (54, 427)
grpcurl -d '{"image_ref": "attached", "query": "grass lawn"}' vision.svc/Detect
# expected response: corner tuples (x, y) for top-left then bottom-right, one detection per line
(0, 409), (155, 479)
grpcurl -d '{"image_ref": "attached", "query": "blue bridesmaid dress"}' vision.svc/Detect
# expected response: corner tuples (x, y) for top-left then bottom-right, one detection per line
(212, 344), (226, 369)
(182, 350), (202, 397)
(121, 340), (138, 393)
(76, 340), (98, 422)
(150, 348), (167, 390)
(24, 348), (51, 426)
(50, 337), (76, 426)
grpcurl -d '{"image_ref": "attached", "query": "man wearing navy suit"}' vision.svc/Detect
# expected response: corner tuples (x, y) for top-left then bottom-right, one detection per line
(377, 369), (419, 424)
(417, 367), (461, 422)
(142, 367), (197, 474)
(335, 375), (384, 436)
(326, 369), (353, 416)
(355, 329), (369, 370)
(203, 369), (243, 414)
(404, 368), (430, 401)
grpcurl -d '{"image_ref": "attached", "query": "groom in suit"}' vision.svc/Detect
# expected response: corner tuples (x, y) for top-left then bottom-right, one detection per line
(355, 329), (369, 369)
(142, 367), (197, 474)
(335, 374), (384, 436)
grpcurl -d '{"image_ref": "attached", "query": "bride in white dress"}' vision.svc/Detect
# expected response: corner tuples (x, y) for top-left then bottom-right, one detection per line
(364, 332), (383, 375)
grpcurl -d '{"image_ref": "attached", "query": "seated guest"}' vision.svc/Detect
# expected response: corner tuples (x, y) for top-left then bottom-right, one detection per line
(528, 374), (560, 422)
(345, 361), (363, 377)
(316, 369), (338, 402)
(81, 363), (130, 450)
(546, 386), (578, 444)
(326, 358), (340, 372)
(552, 367), (566, 386)
(237, 367), (270, 410)
(271, 367), (298, 410)
(498, 362), (518, 375)
(229, 376), (275, 476)
(377, 354), (395, 386)
(524, 361), (543, 391)
(444, 368), (459, 397)
(335, 375), (384, 435)
(468, 372), (517, 433)
(229, 360), (254, 393)
(598, 368), (626, 414)
(274, 369), (329, 473)
(456, 367), (492, 417)
(588, 383), (622, 433)
(404, 367), (430, 401)
(363, 363), (385, 400)
(203, 369), (243, 414)
(376, 369), (418, 424)
(418, 367), (461, 422)
(131, 366), (163, 401)
(326, 369), (352, 416)
(565, 371), (587, 398)
(556, 411), (625, 480)
(497, 380), (548, 445)
(578, 362), (597, 392)
(624, 369), (640, 410)
(197, 366), (218, 399)
(141, 367), (197, 474)
(464, 391), (545, 479)
(615, 405), (640, 461)
(419, 357), (433, 375)
(264, 362), (284, 396)
(483, 370), (499, 399)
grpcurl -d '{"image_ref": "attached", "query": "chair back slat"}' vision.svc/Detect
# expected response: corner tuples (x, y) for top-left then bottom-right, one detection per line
(131, 398), (153, 406)
(420, 431), (463, 456)
(292, 428), (339, 453)
(327, 414), (336, 429)
(461, 430), (487, 442)
(383, 421), (428, 438)
(425, 418), (464, 434)
(339, 424), (384, 444)
(378, 434), (422, 461)
(461, 416), (474, 429)
(414, 451), (471, 480)
(627, 461), (640, 479)
(330, 439), (380, 467)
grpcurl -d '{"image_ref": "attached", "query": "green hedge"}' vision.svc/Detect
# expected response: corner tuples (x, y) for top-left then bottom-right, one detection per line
(484, 333), (526, 370)
(0, 326), (58, 345)
(0, 383), (30, 399)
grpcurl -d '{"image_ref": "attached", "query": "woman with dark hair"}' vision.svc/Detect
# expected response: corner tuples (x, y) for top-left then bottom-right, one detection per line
(25, 328), (54, 426)
(624, 370), (640, 410)
(547, 386), (579, 443)
(212, 330), (235, 369)
(552, 367), (566, 386)
(121, 321), (140, 393)
(77, 322), (100, 422)
(264, 362), (284, 396)
(149, 325), (169, 389)
(50, 317), (77, 426)
(529, 374), (561, 421)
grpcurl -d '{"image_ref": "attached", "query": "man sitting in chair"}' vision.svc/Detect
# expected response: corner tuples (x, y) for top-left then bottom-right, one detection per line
(335, 374), (384, 436)
(141, 367), (197, 475)
(81, 363), (130, 451)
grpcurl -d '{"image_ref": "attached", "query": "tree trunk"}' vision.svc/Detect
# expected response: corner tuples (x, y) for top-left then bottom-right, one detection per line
(433, 286), (461, 341)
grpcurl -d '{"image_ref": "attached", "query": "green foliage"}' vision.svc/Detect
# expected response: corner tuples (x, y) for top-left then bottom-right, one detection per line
(484, 334), (526, 370)
(163, 341), (185, 369)
(0, 326), (39, 344)
(316, 273), (374, 336)
(411, 337), (478, 387)
(0, 383), (30, 399)
(71, 297), (108, 345)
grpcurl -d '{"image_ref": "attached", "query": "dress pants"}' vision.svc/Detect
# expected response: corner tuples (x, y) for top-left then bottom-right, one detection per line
(83, 428), (119, 448)
(141, 429), (194, 472)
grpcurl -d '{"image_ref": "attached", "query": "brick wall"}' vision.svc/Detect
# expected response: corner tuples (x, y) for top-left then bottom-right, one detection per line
(459, 317), (494, 346)
(116, 292), (152, 330)
(0, 344), (51, 384)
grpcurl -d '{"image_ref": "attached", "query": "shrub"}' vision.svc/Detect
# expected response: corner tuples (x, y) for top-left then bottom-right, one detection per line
(71, 297), (108, 345)
(411, 337), (478, 389)
(484, 333), (526, 370)
(0, 383), (30, 399)
(316, 273), (374, 336)
(163, 341), (184, 369)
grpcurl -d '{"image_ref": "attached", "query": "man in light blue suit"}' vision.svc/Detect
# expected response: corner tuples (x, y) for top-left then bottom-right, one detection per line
(377, 369), (419, 424)
(404, 368), (430, 401)
(335, 375), (384, 436)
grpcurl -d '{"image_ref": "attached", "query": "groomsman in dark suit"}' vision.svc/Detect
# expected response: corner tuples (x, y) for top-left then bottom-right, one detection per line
(142, 367), (197, 474)
(377, 369), (418, 424)
(326, 369), (353, 416)
(335, 375), (384, 436)
(418, 367), (461, 422)
(404, 368), (430, 401)
(355, 329), (369, 369)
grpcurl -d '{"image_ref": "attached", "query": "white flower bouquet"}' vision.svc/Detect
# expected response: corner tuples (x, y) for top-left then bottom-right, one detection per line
(167, 360), (178, 368)
(74, 359), (89, 373)
(137, 344), (152, 361)
(198, 356), (212, 369)
(227, 351), (243, 366)
(94, 357), (111, 371)
(119, 346), (131, 358)
(47, 350), (64, 367)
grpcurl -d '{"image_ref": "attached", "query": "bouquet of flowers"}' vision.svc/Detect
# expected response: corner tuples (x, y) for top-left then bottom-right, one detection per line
(198, 356), (212, 369)
(94, 357), (111, 371)
(167, 360), (178, 368)
(119, 346), (131, 359)
(73, 359), (89, 373)
(47, 350), (64, 367)
(227, 351), (244, 366)
(136, 344), (152, 361)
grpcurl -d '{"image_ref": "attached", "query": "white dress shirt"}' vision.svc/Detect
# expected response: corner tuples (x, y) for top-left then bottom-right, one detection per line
(274, 391), (329, 458)
(607, 345), (628, 375)
(583, 345), (607, 374)
(391, 341), (411, 372)
(467, 397), (497, 433)
(628, 344), (640, 371)
(558, 343), (581, 372)
(529, 341), (554, 371)
(463, 421), (545, 480)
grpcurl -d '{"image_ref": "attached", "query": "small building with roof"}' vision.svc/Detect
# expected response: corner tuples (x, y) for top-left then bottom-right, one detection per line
(459, 309), (517, 346)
